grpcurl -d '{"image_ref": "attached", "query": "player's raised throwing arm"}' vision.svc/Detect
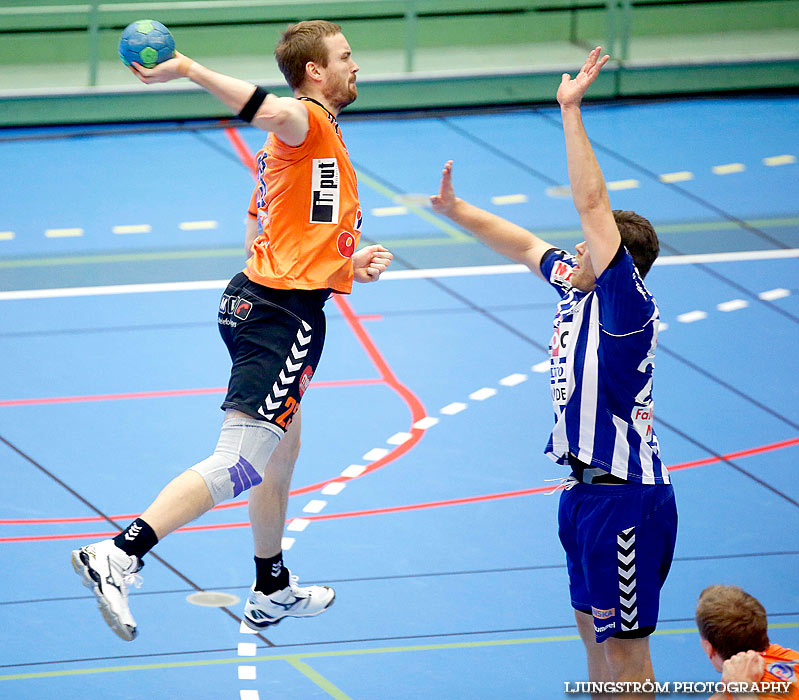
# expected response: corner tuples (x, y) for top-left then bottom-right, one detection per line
(129, 52), (309, 146)
(556, 47), (619, 278)
(430, 160), (554, 279)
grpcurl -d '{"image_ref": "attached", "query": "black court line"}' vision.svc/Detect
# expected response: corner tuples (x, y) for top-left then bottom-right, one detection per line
(657, 344), (799, 432)
(441, 114), (799, 326)
(5, 611), (799, 670)
(0, 321), (215, 340)
(4, 550), (798, 608)
(347, 160), (799, 506)
(352, 159), (552, 354)
(657, 418), (799, 509)
(0, 302), (559, 341)
(0, 434), (275, 648)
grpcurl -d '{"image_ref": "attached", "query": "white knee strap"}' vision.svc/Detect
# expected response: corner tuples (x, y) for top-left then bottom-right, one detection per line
(190, 411), (281, 505)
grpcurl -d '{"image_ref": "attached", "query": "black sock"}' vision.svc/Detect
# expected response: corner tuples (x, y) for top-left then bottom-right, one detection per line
(254, 552), (289, 594)
(113, 518), (158, 559)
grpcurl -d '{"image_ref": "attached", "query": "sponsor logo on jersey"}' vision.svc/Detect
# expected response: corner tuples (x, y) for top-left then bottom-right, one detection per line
(310, 158), (340, 224)
(595, 621), (616, 634)
(354, 206), (363, 231)
(233, 298), (253, 321)
(551, 258), (574, 287)
(767, 662), (797, 682)
(299, 366), (314, 397)
(592, 607), (615, 620)
(337, 231), (356, 258)
(632, 405), (653, 437)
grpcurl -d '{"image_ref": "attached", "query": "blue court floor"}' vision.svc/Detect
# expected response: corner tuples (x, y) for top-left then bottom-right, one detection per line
(0, 94), (798, 699)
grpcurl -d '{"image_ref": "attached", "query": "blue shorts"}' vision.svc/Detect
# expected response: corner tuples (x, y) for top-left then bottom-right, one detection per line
(558, 480), (677, 643)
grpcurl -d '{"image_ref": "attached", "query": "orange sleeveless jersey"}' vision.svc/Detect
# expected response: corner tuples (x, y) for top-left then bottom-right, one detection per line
(244, 99), (362, 294)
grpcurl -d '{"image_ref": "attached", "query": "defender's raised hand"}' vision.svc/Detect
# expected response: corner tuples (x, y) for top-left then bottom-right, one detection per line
(557, 47), (610, 108)
(429, 160), (457, 216)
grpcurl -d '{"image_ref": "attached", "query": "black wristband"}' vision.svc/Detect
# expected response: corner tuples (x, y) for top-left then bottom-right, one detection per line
(238, 86), (268, 123)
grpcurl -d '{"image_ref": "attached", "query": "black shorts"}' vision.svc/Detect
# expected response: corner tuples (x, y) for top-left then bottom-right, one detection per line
(218, 272), (328, 433)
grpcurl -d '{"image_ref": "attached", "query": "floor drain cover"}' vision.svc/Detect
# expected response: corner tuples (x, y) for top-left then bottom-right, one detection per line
(186, 591), (240, 607)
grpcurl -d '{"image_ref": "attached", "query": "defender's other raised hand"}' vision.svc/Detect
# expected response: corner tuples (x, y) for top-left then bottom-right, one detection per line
(557, 47), (610, 108)
(429, 160), (457, 216)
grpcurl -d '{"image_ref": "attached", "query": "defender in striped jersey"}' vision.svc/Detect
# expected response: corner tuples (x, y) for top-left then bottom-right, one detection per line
(431, 48), (676, 697)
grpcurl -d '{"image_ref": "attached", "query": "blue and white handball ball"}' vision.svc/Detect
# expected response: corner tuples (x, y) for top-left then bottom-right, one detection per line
(119, 20), (175, 69)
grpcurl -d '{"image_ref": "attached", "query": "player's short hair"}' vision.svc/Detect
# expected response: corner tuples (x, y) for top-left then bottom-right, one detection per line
(613, 210), (659, 278)
(274, 20), (342, 91)
(695, 585), (770, 660)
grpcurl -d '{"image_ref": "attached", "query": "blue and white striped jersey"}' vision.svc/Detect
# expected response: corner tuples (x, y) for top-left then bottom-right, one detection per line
(540, 247), (669, 484)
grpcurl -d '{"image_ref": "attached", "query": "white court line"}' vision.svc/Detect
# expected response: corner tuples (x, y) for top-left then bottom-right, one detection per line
(179, 220), (218, 230)
(238, 666), (257, 679)
(303, 500), (327, 514)
(440, 402), (467, 415)
(469, 387), (497, 401)
(607, 179), (639, 190)
(759, 288), (790, 300)
(0, 231), (14, 240)
(372, 206), (408, 217)
(363, 447), (389, 461)
(239, 622), (258, 635)
(545, 185), (571, 198)
(500, 373), (527, 386)
(281, 536), (295, 550)
(413, 416), (439, 429)
(321, 482), (346, 495)
(1, 250), (796, 301)
(712, 163), (745, 175)
(491, 194), (528, 205)
(237, 643), (257, 656)
(341, 464), (366, 478)
(45, 228), (83, 238)
(763, 155), (796, 166)
(287, 518), (311, 531)
(240, 691), (260, 700)
(659, 171), (694, 183)
(387, 431), (412, 445)
(677, 310), (708, 323)
(113, 224), (151, 235)
(532, 361), (549, 373)
(717, 299), (749, 312)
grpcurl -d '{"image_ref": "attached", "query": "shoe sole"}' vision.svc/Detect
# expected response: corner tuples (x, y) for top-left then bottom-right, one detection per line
(71, 549), (136, 642)
(242, 591), (336, 631)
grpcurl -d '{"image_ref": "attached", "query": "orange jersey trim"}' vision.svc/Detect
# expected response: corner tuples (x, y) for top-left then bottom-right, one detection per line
(244, 99), (362, 294)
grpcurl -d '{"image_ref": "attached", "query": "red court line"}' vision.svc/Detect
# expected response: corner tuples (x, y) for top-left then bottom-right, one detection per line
(222, 126), (429, 497)
(2, 437), (796, 539)
(2, 133), (429, 539)
(286, 295), (428, 497)
(0, 378), (383, 408)
(224, 126), (257, 178)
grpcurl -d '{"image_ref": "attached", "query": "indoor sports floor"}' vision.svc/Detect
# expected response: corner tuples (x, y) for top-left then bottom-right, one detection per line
(1, 94), (798, 699)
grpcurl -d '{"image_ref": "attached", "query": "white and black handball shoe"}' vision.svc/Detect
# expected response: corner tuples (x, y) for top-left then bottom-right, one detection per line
(71, 539), (143, 641)
(243, 573), (334, 629)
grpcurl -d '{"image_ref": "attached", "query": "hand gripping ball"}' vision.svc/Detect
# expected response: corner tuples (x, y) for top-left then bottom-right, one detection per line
(119, 20), (175, 69)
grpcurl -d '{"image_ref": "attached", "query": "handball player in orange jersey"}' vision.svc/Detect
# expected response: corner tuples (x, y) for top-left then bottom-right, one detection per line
(696, 585), (799, 700)
(71, 20), (392, 641)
